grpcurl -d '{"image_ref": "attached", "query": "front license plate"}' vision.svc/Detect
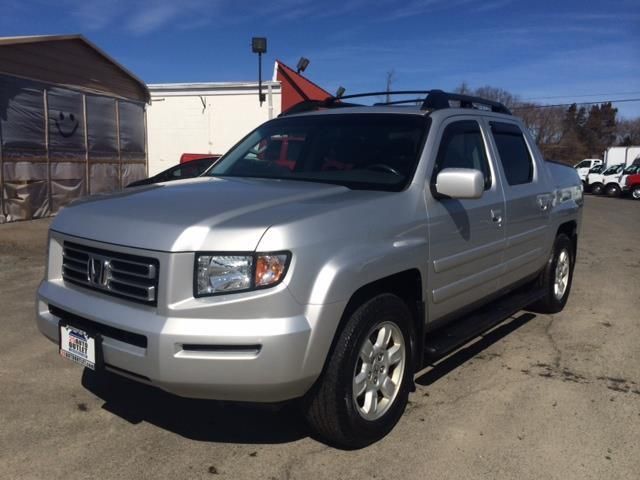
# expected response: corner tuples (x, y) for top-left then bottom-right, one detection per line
(59, 325), (97, 370)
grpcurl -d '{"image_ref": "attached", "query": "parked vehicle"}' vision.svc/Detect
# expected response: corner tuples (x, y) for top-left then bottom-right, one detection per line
(574, 158), (602, 182)
(586, 164), (625, 195)
(623, 172), (640, 200)
(36, 90), (583, 448)
(126, 157), (219, 187)
(180, 153), (222, 164)
(604, 164), (640, 197)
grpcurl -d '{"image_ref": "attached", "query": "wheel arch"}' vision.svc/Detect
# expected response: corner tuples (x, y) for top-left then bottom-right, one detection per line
(556, 220), (578, 262)
(318, 269), (425, 387)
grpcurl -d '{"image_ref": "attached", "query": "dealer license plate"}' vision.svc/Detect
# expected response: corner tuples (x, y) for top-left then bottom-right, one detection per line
(59, 325), (97, 370)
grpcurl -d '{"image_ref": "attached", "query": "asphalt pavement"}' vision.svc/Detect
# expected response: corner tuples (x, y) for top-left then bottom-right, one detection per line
(0, 195), (638, 479)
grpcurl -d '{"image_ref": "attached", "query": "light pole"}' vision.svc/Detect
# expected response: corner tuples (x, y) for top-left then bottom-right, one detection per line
(251, 37), (267, 106)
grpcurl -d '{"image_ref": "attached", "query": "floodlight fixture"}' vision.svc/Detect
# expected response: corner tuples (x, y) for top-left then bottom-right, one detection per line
(296, 57), (310, 74)
(251, 37), (268, 105)
(251, 37), (267, 54)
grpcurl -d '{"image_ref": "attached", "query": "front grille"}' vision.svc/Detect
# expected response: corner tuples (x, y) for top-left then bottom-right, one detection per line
(62, 241), (159, 306)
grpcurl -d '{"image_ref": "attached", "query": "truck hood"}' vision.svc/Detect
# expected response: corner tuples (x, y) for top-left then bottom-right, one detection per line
(51, 177), (349, 252)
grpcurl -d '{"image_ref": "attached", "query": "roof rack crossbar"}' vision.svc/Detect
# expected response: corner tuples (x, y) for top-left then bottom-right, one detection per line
(374, 98), (425, 106)
(422, 90), (511, 114)
(329, 90), (431, 102)
(278, 99), (362, 116)
(280, 89), (511, 116)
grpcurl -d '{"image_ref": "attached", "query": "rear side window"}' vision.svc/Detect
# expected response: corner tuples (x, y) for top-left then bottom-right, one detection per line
(491, 122), (533, 185)
(434, 120), (491, 189)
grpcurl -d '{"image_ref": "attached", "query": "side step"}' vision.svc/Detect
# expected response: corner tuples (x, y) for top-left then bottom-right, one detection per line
(423, 287), (544, 362)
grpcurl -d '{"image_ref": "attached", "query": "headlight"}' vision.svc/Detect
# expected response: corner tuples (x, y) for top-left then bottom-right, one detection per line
(195, 252), (290, 297)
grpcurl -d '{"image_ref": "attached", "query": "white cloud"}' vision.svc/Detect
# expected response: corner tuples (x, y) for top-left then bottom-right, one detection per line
(64, 0), (220, 34)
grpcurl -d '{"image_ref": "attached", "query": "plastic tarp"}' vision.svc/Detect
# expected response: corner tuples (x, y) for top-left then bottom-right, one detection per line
(47, 88), (86, 213)
(119, 101), (145, 153)
(0, 75), (46, 150)
(2, 160), (49, 221)
(87, 95), (117, 155)
(89, 163), (120, 194)
(47, 87), (85, 151)
(0, 73), (147, 223)
(122, 159), (146, 187)
(0, 75), (48, 221)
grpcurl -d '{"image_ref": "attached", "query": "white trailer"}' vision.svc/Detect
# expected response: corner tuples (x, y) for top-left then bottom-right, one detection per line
(146, 81), (282, 176)
(603, 146), (640, 168)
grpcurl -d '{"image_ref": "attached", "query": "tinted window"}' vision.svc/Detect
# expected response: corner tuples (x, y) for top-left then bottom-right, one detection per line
(603, 165), (622, 175)
(208, 114), (429, 191)
(575, 160), (591, 168)
(491, 122), (533, 185)
(434, 120), (491, 189)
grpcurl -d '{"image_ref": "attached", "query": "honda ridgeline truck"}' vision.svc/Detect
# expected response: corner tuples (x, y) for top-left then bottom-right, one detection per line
(36, 90), (583, 448)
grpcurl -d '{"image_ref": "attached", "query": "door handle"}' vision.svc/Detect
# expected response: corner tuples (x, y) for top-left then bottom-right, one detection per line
(491, 209), (502, 226)
(537, 194), (553, 211)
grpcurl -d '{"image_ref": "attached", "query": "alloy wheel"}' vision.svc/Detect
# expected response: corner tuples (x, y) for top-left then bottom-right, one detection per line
(352, 321), (406, 421)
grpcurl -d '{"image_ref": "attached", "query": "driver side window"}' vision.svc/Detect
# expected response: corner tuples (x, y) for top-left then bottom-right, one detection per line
(433, 120), (491, 190)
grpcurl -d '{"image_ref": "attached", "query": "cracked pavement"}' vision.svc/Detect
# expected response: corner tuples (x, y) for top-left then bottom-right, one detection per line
(0, 195), (638, 479)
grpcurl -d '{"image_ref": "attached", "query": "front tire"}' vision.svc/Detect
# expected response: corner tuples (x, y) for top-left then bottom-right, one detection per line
(530, 234), (574, 314)
(606, 184), (621, 197)
(632, 186), (640, 200)
(590, 183), (604, 195)
(303, 293), (414, 449)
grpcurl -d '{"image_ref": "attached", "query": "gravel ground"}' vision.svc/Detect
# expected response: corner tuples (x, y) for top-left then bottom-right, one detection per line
(0, 195), (638, 480)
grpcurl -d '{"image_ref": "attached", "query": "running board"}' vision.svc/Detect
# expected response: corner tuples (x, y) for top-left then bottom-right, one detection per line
(423, 287), (544, 362)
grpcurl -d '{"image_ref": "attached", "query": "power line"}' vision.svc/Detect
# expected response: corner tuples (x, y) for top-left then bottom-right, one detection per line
(523, 91), (640, 101)
(512, 98), (640, 109)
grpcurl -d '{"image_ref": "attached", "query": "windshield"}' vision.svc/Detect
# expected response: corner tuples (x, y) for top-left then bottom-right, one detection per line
(623, 164), (640, 174)
(589, 165), (605, 173)
(575, 160), (591, 168)
(207, 114), (429, 191)
(603, 165), (623, 175)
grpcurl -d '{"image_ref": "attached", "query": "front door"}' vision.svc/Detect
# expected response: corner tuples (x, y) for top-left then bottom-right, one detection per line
(426, 117), (506, 323)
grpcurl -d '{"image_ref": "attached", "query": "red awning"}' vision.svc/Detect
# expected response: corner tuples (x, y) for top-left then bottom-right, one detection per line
(275, 60), (332, 112)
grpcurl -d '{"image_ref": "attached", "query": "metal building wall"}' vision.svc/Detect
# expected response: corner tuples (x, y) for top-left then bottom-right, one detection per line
(0, 74), (146, 223)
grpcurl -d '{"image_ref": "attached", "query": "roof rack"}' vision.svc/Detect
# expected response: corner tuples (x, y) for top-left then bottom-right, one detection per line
(421, 90), (511, 114)
(279, 89), (512, 116)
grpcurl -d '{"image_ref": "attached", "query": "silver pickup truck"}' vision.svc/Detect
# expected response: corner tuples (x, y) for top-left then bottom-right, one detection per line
(36, 90), (583, 448)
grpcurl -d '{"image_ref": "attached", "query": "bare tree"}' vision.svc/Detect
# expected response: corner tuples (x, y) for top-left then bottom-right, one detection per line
(454, 82), (471, 95)
(616, 118), (640, 145)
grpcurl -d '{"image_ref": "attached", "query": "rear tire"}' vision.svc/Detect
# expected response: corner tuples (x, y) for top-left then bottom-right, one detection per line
(529, 234), (574, 314)
(632, 186), (640, 200)
(303, 293), (414, 449)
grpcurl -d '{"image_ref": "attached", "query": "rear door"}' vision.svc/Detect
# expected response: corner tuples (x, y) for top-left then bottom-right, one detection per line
(485, 120), (551, 289)
(426, 117), (506, 322)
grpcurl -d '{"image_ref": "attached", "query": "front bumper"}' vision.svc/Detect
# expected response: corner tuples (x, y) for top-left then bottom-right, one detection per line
(36, 233), (346, 402)
(37, 281), (345, 402)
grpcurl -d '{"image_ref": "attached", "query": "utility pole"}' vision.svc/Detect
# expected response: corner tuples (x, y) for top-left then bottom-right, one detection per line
(385, 69), (395, 103)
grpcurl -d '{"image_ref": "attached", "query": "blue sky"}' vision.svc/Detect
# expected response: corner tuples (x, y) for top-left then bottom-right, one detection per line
(2, 0), (639, 117)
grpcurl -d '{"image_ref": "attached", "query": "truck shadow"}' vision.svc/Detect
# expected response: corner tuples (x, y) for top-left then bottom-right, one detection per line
(81, 368), (309, 444)
(415, 312), (536, 386)
(81, 311), (536, 445)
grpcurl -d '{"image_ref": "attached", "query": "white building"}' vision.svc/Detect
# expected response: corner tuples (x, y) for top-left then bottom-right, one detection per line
(146, 81), (282, 175)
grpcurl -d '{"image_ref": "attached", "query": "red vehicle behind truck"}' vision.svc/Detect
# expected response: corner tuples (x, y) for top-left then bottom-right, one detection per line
(623, 173), (640, 200)
(180, 153), (221, 164)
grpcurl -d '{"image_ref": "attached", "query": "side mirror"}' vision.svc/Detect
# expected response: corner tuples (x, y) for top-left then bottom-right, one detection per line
(435, 168), (484, 199)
